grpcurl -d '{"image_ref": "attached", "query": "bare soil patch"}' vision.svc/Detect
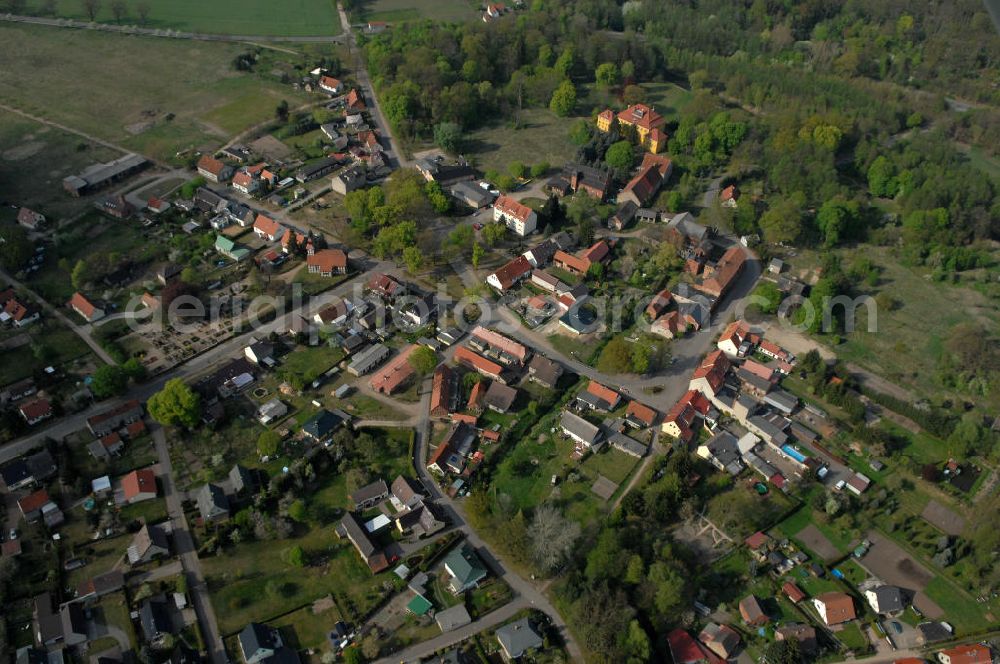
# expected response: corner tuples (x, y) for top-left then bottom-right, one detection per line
(920, 500), (966, 536)
(858, 530), (943, 618)
(797, 524), (841, 562)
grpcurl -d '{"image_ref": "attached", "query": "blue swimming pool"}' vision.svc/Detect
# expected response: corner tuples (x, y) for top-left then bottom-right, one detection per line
(781, 444), (808, 463)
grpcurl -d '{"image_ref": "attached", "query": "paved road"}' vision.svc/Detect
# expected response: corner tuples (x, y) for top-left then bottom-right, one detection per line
(0, 262), (392, 465)
(152, 424), (227, 664)
(0, 266), (116, 365)
(336, 3), (409, 170)
(0, 13), (345, 42)
(374, 597), (530, 664)
(490, 245), (763, 413)
(400, 375), (586, 663)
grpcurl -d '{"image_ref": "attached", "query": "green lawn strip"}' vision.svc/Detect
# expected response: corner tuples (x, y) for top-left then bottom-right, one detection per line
(97, 593), (139, 649)
(835, 622), (869, 652)
(351, 0), (476, 23)
(463, 108), (582, 175)
(271, 603), (344, 651)
(0, 25), (316, 160)
(119, 498), (170, 526)
(467, 577), (514, 619)
(22, 0), (341, 36)
(922, 576), (991, 634)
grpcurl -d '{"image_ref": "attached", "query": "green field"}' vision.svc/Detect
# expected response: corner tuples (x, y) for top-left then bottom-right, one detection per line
(817, 246), (1000, 408)
(351, 0), (477, 24)
(21, 0), (340, 36)
(0, 25), (314, 161)
(202, 430), (414, 635)
(463, 108), (583, 175)
(0, 112), (122, 217)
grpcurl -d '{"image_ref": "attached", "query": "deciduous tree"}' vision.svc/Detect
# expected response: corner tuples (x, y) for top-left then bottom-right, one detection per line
(549, 80), (576, 117)
(148, 378), (201, 429)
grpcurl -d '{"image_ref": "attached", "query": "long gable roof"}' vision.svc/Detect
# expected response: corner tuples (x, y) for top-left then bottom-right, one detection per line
(471, 326), (529, 363)
(489, 255), (532, 290)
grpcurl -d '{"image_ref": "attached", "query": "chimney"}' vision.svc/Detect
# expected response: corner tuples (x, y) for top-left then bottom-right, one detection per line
(570, 171), (580, 191)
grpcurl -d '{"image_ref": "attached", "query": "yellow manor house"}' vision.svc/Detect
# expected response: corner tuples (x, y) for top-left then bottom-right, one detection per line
(597, 103), (668, 154)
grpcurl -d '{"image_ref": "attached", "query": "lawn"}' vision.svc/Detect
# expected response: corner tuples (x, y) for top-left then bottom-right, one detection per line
(26, 213), (164, 305)
(350, 0), (477, 23)
(815, 245), (1000, 409)
(271, 602), (344, 651)
(0, 112), (121, 218)
(836, 622), (869, 653)
(293, 268), (354, 296)
(463, 108), (583, 175)
(202, 433), (413, 635)
(0, 320), (95, 385)
(0, 25), (314, 161)
(20, 0), (340, 36)
(922, 575), (992, 634)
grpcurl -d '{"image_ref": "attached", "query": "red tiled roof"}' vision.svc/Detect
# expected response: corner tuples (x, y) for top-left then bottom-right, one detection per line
(19, 398), (51, 420)
(815, 591), (856, 625)
(586, 381), (620, 408)
(646, 288), (673, 319)
(650, 127), (668, 144)
(721, 185), (738, 202)
(700, 246), (746, 298)
(455, 347), (503, 378)
(346, 89), (365, 110)
(126, 420), (146, 437)
(307, 249), (347, 273)
(597, 109), (614, 122)
(18, 489), (51, 513)
(369, 344), (417, 394)
(554, 249), (589, 274)
(232, 171), (254, 188)
(782, 581), (806, 603)
(623, 163), (664, 205)
(667, 629), (725, 664)
(122, 468), (157, 500)
(692, 349), (730, 393)
(467, 380), (487, 411)
(471, 327), (529, 364)
(367, 273), (402, 297)
(720, 320), (749, 348)
(430, 364), (454, 416)
(450, 412), (478, 425)
(4, 298), (31, 322)
(582, 240), (609, 264)
(741, 359), (775, 381)
(488, 256), (532, 290)
(141, 292), (159, 309)
(319, 75), (342, 90)
(938, 647), (992, 664)
(253, 214), (283, 238)
(197, 155), (228, 176)
(617, 104), (665, 131)
(642, 152), (673, 177)
(744, 531), (769, 550)
(494, 195), (533, 222)
(68, 292), (97, 318)
(427, 438), (453, 471)
(626, 400), (657, 426)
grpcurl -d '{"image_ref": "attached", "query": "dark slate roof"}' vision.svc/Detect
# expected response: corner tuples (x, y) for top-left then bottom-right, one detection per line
(139, 598), (171, 641)
(496, 618), (543, 658)
(239, 623), (281, 660)
(301, 409), (344, 439)
(873, 585), (906, 613)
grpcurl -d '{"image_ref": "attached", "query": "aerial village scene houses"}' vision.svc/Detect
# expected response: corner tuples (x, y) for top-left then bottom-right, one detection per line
(0, 2), (998, 664)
